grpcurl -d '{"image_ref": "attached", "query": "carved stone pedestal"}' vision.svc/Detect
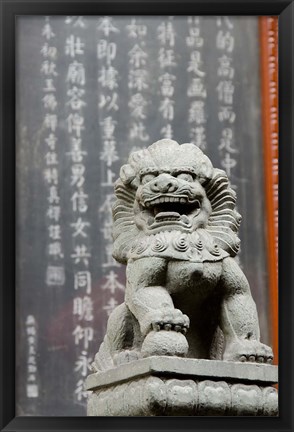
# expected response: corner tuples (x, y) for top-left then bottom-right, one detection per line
(86, 356), (278, 416)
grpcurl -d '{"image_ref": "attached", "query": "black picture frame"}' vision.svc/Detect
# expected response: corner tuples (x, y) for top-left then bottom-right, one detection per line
(0, 0), (293, 431)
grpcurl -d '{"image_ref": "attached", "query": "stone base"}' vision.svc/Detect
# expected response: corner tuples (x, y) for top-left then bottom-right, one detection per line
(85, 356), (278, 416)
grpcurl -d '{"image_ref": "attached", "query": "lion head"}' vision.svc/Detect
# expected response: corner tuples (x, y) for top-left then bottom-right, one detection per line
(112, 139), (241, 264)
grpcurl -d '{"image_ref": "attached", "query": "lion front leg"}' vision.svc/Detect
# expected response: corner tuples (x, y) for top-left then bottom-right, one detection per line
(125, 257), (190, 357)
(220, 257), (273, 364)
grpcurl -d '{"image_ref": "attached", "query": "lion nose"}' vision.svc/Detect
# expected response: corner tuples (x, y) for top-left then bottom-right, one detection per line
(150, 174), (178, 193)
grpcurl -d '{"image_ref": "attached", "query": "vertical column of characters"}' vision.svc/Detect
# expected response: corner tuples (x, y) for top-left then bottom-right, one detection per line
(41, 17), (65, 288)
(25, 316), (39, 399)
(63, 16), (94, 403)
(96, 17), (125, 320)
(186, 17), (207, 150)
(215, 17), (238, 189)
(157, 18), (176, 139)
(126, 18), (150, 152)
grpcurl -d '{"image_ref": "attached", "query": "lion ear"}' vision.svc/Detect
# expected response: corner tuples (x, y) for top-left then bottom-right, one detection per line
(120, 164), (139, 188)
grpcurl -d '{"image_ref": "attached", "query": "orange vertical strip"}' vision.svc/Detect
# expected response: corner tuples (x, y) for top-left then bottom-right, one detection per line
(259, 16), (279, 365)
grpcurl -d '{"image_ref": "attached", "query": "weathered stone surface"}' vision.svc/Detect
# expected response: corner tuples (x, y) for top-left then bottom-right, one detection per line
(86, 357), (278, 416)
(90, 140), (274, 374)
(231, 383), (263, 416)
(85, 356), (278, 391)
(262, 386), (279, 416)
(87, 140), (277, 416)
(198, 380), (231, 415)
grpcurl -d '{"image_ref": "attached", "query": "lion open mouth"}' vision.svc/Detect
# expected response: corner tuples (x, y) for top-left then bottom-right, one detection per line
(142, 196), (201, 228)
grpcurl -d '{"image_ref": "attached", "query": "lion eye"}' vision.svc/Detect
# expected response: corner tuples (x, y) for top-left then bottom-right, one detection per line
(176, 173), (194, 182)
(141, 173), (156, 184)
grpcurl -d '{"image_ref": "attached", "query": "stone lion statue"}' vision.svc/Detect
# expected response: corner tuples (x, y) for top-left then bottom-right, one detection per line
(92, 139), (273, 372)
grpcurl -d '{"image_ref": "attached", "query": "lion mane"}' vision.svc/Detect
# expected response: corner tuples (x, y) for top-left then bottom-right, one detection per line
(112, 139), (241, 264)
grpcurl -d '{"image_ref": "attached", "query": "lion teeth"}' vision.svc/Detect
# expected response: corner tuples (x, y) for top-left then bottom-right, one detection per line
(144, 196), (190, 207)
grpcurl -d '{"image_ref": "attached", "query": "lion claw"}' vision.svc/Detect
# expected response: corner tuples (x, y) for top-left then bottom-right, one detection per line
(152, 321), (188, 334)
(223, 339), (274, 364)
(147, 308), (190, 335)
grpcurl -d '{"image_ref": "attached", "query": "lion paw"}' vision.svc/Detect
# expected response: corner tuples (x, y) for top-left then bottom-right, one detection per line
(223, 339), (273, 364)
(143, 308), (190, 336)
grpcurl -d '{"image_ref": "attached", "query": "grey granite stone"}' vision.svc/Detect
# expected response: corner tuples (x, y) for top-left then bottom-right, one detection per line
(85, 356), (278, 391)
(86, 357), (278, 416)
(87, 140), (278, 416)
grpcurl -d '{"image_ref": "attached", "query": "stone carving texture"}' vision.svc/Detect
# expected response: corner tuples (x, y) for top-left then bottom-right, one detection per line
(91, 139), (274, 371)
(87, 376), (278, 416)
